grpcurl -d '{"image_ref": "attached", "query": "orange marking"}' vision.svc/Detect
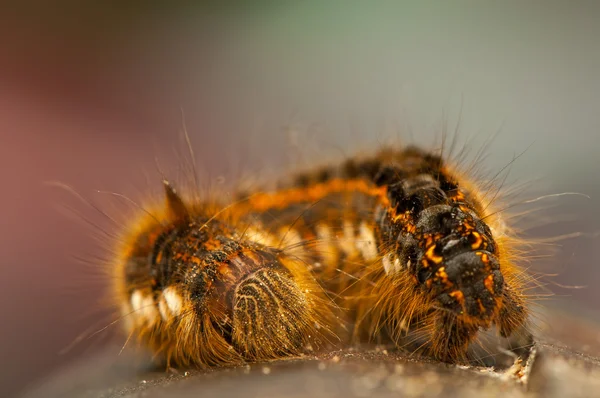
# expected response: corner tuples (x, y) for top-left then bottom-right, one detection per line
(204, 239), (222, 251)
(217, 262), (233, 279)
(463, 224), (475, 232)
(425, 236), (433, 247)
(484, 274), (495, 294)
(392, 212), (409, 222)
(451, 191), (465, 202)
(459, 205), (471, 214)
(190, 256), (202, 265)
(449, 290), (465, 305)
(470, 231), (483, 250)
(480, 253), (489, 264)
(147, 230), (161, 246)
(246, 178), (388, 212)
(435, 267), (451, 286)
(425, 245), (443, 264)
(173, 252), (190, 263)
(242, 249), (260, 264)
(477, 299), (486, 314)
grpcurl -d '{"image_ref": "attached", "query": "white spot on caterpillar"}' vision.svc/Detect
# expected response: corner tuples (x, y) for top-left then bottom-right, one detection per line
(130, 290), (158, 324)
(140, 294), (158, 324)
(383, 254), (393, 274)
(383, 254), (403, 275)
(316, 224), (332, 241)
(158, 298), (169, 321)
(163, 287), (183, 316)
(339, 220), (358, 256)
(489, 214), (509, 239)
(443, 239), (460, 251)
(316, 223), (337, 265)
(356, 222), (378, 260)
(245, 227), (278, 247)
(278, 228), (309, 260)
(279, 228), (303, 249)
(131, 290), (144, 313)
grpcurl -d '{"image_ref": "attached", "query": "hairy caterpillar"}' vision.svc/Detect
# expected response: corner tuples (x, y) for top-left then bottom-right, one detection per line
(113, 144), (534, 367)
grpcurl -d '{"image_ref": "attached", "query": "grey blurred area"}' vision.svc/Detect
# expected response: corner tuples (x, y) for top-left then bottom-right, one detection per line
(1, 1), (599, 397)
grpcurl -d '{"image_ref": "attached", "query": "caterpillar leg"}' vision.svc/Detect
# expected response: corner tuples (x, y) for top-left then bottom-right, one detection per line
(426, 312), (480, 363)
(497, 283), (529, 338)
(496, 283), (534, 358)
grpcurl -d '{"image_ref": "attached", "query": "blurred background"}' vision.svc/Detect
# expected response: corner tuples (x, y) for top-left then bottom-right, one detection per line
(1, 1), (599, 396)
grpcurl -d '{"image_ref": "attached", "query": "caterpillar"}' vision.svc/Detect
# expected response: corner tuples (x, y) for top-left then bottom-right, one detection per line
(114, 144), (534, 367)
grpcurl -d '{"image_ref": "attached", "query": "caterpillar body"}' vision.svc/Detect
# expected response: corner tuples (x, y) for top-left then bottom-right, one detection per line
(115, 145), (533, 366)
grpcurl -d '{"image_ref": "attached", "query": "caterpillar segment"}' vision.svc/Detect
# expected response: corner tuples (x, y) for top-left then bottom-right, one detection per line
(232, 179), (388, 298)
(232, 147), (531, 363)
(114, 181), (337, 367)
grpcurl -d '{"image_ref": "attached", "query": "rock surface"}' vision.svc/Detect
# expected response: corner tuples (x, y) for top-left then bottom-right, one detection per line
(21, 306), (600, 398)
